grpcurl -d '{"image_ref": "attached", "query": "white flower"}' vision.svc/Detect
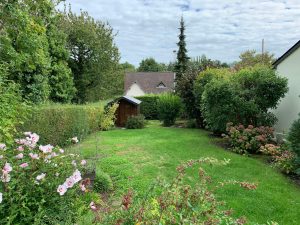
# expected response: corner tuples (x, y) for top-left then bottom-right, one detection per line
(0, 143), (6, 150)
(71, 137), (79, 144)
(0, 192), (2, 203)
(3, 163), (12, 173)
(71, 160), (77, 166)
(36, 173), (46, 181)
(72, 170), (82, 183)
(1, 172), (10, 183)
(15, 153), (24, 159)
(80, 183), (86, 192)
(89, 201), (97, 210)
(39, 144), (54, 154)
(80, 160), (87, 166)
(0, 155), (3, 160)
(57, 184), (68, 196)
(55, 172), (60, 177)
(59, 149), (64, 153)
(17, 146), (24, 151)
(64, 177), (75, 188)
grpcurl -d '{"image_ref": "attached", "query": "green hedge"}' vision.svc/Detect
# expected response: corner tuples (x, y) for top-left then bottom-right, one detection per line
(20, 103), (117, 146)
(136, 95), (159, 119)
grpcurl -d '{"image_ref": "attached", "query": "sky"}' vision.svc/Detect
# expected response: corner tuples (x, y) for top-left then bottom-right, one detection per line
(59, 0), (300, 66)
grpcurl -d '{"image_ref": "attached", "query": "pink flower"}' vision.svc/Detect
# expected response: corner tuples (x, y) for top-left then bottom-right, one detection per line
(17, 146), (24, 151)
(51, 152), (58, 158)
(80, 160), (87, 166)
(64, 177), (75, 188)
(89, 201), (97, 211)
(29, 153), (39, 160)
(1, 172), (10, 183)
(20, 163), (29, 168)
(0, 192), (2, 203)
(71, 137), (79, 144)
(39, 144), (54, 154)
(3, 163), (12, 173)
(80, 183), (86, 192)
(15, 153), (24, 159)
(36, 173), (46, 181)
(59, 149), (64, 153)
(72, 170), (82, 183)
(57, 184), (68, 196)
(0, 143), (6, 150)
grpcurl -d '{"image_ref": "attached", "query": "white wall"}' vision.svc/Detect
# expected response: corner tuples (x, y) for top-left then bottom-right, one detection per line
(126, 83), (145, 97)
(273, 47), (300, 135)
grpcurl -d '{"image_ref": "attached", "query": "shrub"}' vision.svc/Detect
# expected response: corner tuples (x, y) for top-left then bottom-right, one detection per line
(90, 158), (259, 225)
(100, 103), (118, 131)
(224, 123), (274, 154)
(287, 114), (300, 158)
(135, 95), (159, 119)
(0, 132), (89, 224)
(157, 93), (182, 126)
(20, 103), (118, 146)
(201, 66), (288, 134)
(0, 66), (30, 144)
(125, 115), (146, 129)
(93, 169), (113, 193)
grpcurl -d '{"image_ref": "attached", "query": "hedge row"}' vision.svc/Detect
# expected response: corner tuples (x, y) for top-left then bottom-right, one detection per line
(20, 103), (117, 146)
(136, 95), (159, 119)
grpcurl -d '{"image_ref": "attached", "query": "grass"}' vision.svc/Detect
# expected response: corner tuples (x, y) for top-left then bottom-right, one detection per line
(68, 121), (300, 224)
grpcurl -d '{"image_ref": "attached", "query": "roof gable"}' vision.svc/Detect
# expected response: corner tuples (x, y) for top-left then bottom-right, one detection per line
(273, 40), (300, 68)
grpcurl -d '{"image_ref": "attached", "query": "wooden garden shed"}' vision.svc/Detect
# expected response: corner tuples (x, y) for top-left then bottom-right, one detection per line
(114, 96), (142, 127)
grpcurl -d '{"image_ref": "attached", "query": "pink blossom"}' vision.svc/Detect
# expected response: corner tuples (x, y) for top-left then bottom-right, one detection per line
(57, 184), (68, 196)
(89, 201), (97, 210)
(3, 163), (12, 173)
(51, 152), (58, 158)
(0, 192), (2, 203)
(71, 137), (79, 144)
(59, 149), (64, 153)
(0, 143), (6, 150)
(39, 144), (54, 154)
(80, 160), (87, 166)
(64, 177), (75, 188)
(80, 183), (86, 192)
(20, 163), (29, 168)
(17, 146), (24, 151)
(72, 170), (82, 183)
(15, 153), (24, 159)
(29, 153), (39, 160)
(36, 173), (46, 181)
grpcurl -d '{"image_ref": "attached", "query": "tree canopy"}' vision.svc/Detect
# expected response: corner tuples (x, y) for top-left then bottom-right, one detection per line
(234, 50), (275, 70)
(137, 58), (168, 72)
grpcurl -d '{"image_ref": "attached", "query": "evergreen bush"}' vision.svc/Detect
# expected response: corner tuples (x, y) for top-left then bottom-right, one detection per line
(157, 93), (182, 126)
(135, 95), (159, 119)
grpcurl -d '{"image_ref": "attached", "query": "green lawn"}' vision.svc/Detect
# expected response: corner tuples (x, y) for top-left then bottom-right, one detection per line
(68, 121), (300, 224)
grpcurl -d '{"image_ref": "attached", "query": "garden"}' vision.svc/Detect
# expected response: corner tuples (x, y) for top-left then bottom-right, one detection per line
(1, 0), (300, 224)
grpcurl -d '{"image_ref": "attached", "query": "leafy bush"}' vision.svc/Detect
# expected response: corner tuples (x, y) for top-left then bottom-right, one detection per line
(288, 114), (300, 158)
(0, 66), (31, 144)
(224, 123), (274, 154)
(93, 169), (113, 193)
(100, 103), (118, 131)
(89, 158), (260, 225)
(0, 132), (89, 224)
(125, 115), (146, 129)
(157, 93), (182, 126)
(201, 66), (288, 134)
(20, 103), (117, 146)
(135, 95), (159, 119)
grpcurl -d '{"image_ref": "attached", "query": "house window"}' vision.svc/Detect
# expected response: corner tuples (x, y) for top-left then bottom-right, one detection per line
(157, 82), (166, 88)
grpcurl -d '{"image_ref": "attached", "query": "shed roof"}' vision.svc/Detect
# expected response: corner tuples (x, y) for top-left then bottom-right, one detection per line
(273, 40), (300, 68)
(125, 72), (175, 94)
(121, 96), (141, 105)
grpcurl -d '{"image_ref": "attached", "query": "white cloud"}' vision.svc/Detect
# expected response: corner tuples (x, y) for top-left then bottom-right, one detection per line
(59, 0), (300, 66)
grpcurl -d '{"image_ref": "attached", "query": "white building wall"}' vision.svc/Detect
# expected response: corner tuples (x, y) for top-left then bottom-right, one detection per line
(126, 83), (145, 97)
(273, 47), (300, 135)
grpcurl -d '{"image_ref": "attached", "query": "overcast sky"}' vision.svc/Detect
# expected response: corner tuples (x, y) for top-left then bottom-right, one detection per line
(59, 0), (300, 66)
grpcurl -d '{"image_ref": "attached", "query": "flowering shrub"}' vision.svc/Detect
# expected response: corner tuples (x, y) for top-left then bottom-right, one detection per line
(0, 132), (90, 224)
(223, 123), (274, 154)
(88, 158), (263, 225)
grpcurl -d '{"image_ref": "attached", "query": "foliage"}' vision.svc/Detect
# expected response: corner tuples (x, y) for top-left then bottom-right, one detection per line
(0, 132), (88, 224)
(60, 8), (122, 103)
(137, 58), (168, 72)
(287, 114), (300, 158)
(20, 103), (117, 146)
(90, 158), (260, 225)
(189, 55), (229, 72)
(0, 66), (30, 144)
(93, 169), (113, 193)
(174, 17), (189, 82)
(201, 66), (288, 134)
(234, 50), (275, 70)
(125, 115), (146, 129)
(119, 62), (136, 72)
(157, 93), (182, 126)
(224, 123), (274, 154)
(136, 95), (159, 119)
(100, 103), (118, 131)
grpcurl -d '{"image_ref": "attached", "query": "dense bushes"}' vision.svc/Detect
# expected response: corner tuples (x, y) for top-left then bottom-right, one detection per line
(288, 114), (300, 158)
(199, 66), (288, 134)
(157, 93), (182, 126)
(125, 115), (146, 129)
(135, 95), (159, 119)
(20, 103), (118, 146)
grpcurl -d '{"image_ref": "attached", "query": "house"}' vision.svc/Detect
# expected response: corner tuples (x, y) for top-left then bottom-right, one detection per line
(124, 72), (175, 96)
(273, 40), (300, 137)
